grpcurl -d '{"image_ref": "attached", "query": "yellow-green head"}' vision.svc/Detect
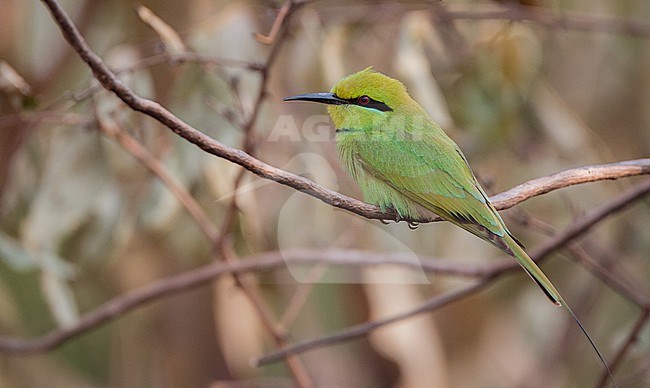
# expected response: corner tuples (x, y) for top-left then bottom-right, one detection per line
(285, 67), (424, 131)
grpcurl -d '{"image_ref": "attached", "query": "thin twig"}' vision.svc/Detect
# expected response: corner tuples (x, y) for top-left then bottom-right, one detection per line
(596, 309), (650, 388)
(526, 179), (650, 261)
(0, 254), (257, 353)
(205, 1), (313, 385)
(254, 279), (492, 366)
(217, 241), (314, 388)
(439, 5), (650, 37)
(95, 114), (219, 240)
(566, 243), (650, 308)
(98, 99), (313, 386)
(254, 0), (293, 44)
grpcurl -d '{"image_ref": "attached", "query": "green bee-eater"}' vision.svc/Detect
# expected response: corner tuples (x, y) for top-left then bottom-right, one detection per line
(285, 67), (614, 384)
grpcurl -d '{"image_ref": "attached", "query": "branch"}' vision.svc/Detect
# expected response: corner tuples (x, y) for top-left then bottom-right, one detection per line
(38, 1), (650, 225)
(198, 4), (314, 386)
(253, 179), (650, 365)
(0, 249), (472, 354)
(596, 309), (650, 388)
(526, 178), (650, 262)
(439, 5), (650, 37)
(254, 279), (492, 366)
(254, 0), (293, 44)
(2, 179), (647, 355)
(566, 243), (650, 309)
(42, 1), (312, 385)
(491, 160), (650, 210)
(95, 115), (219, 240)
(33, 0), (650, 379)
(0, 256), (253, 353)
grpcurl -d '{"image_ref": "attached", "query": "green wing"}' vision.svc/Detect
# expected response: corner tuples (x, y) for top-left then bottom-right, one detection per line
(351, 126), (511, 244)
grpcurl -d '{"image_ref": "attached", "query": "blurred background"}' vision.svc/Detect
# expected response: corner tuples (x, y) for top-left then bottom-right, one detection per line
(1, 0), (649, 387)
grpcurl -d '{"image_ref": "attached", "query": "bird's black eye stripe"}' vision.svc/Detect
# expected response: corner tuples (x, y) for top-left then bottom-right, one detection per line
(338, 94), (392, 112)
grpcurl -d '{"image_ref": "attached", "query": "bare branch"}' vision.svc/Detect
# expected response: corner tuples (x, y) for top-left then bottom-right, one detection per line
(253, 180), (650, 365)
(491, 160), (650, 211)
(254, 0), (293, 44)
(254, 279), (491, 366)
(596, 309), (650, 388)
(40, 1), (313, 385)
(438, 5), (650, 37)
(199, 3), (314, 386)
(0, 255), (253, 354)
(566, 243), (650, 308)
(525, 179), (650, 262)
(0, 248), (464, 354)
(29, 1), (650, 382)
(38, 1), (650, 226)
(2, 179), (647, 356)
(95, 114), (219, 240)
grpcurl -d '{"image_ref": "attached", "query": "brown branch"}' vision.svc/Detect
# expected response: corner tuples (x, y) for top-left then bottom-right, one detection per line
(95, 114), (219, 240)
(491, 160), (650, 210)
(39, 1), (312, 384)
(242, 1), (301, 150)
(0, 255), (257, 353)
(97, 104), (314, 386)
(253, 180), (650, 365)
(254, 279), (492, 366)
(490, 178), (650, 283)
(596, 309), (650, 388)
(524, 179), (650, 261)
(566, 243), (650, 309)
(38, 1), (650, 226)
(3, 179), (646, 357)
(33, 0), (650, 381)
(217, 241), (314, 388)
(439, 5), (650, 37)
(0, 249), (481, 354)
(201, 3), (313, 386)
(254, 0), (293, 44)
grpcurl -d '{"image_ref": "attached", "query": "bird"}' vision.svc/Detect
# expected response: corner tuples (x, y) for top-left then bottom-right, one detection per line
(285, 67), (615, 385)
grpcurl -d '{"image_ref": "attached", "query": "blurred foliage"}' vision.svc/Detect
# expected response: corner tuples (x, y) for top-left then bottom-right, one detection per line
(1, 0), (649, 387)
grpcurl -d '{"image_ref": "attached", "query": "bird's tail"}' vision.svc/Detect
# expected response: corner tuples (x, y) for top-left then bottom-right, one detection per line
(503, 234), (617, 387)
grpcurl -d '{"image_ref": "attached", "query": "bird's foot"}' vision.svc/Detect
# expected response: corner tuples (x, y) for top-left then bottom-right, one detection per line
(380, 212), (419, 229)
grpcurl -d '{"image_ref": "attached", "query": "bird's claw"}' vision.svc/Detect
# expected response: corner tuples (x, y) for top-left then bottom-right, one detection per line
(380, 212), (419, 229)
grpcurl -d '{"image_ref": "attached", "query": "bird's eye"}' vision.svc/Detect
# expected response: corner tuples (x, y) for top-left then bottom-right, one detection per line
(357, 95), (370, 105)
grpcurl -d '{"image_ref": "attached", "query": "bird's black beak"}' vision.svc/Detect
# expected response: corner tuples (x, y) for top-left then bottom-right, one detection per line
(284, 92), (349, 106)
